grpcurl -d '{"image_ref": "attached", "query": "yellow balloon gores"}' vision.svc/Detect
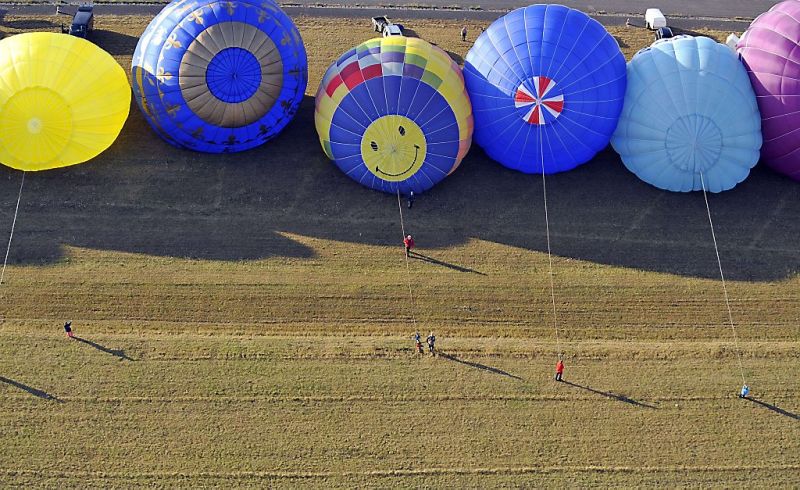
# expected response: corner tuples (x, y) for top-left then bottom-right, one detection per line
(0, 33), (130, 171)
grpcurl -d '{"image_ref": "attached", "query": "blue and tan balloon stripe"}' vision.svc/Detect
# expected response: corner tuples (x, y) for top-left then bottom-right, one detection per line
(131, 0), (307, 153)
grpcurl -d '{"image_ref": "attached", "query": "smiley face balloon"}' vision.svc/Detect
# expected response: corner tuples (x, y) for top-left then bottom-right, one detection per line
(315, 37), (473, 194)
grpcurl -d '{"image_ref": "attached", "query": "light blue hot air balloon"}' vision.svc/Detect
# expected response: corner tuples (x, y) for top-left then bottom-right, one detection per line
(464, 4), (627, 174)
(611, 36), (762, 192)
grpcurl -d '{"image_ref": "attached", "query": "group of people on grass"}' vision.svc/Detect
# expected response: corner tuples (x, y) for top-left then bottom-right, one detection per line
(413, 331), (436, 355)
(401, 231), (752, 397)
(56, 229), (752, 400)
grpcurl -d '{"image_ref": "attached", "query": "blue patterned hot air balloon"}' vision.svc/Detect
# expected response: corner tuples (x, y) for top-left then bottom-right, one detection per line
(611, 36), (762, 192)
(464, 4), (627, 174)
(132, 0), (307, 153)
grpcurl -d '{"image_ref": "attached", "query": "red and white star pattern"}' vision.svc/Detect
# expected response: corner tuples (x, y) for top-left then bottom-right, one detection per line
(514, 77), (564, 125)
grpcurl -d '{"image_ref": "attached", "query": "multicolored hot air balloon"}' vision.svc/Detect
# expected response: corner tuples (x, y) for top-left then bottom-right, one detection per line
(611, 36), (762, 192)
(0, 33), (130, 171)
(132, 0), (307, 153)
(738, 0), (800, 181)
(314, 37), (473, 194)
(464, 4), (626, 174)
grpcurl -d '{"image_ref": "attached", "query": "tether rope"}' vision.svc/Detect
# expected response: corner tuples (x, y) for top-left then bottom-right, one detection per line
(396, 189), (419, 333)
(538, 127), (561, 357)
(0, 172), (25, 287)
(699, 172), (746, 386)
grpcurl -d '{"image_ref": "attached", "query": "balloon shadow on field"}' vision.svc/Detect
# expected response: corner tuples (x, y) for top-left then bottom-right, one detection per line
(745, 397), (800, 421)
(92, 29), (140, 56)
(0, 376), (61, 402)
(612, 35), (629, 49)
(0, 92), (799, 281)
(440, 352), (524, 380)
(74, 336), (134, 361)
(561, 380), (657, 409)
(2, 19), (57, 29)
(409, 251), (486, 275)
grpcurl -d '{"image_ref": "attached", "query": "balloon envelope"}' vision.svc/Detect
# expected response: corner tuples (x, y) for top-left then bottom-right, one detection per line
(738, 0), (800, 180)
(0, 33), (130, 171)
(611, 36), (762, 192)
(132, 0), (307, 153)
(464, 4), (626, 174)
(315, 37), (473, 194)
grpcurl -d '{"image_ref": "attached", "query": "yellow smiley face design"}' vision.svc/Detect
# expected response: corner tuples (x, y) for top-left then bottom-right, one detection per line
(361, 115), (427, 181)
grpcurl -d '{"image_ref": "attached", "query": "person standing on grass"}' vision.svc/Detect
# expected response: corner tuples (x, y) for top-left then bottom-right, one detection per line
(739, 384), (750, 398)
(403, 234), (415, 257)
(413, 331), (423, 354)
(555, 356), (564, 382)
(461, 26), (467, 42)
(426, 332), (436, 356)
(407, 191), (415, 209)
(63, 321), (74, 339)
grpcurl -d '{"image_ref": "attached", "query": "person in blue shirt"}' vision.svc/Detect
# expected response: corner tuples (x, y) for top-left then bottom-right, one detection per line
(426, 332), (436, 356)
(739, 384), (750, 398)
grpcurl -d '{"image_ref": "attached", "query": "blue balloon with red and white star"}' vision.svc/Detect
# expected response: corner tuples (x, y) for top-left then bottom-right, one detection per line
(464, 4), (627, 173)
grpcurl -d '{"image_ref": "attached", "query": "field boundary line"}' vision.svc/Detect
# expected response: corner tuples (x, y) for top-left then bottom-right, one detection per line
(2, 464), (800, 481)
(3, 394), (797, 404)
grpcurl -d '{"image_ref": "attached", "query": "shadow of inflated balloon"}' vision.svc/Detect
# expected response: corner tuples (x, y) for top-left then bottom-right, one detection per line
(92, 29), (140, 56)
(0, 92), (798, 282)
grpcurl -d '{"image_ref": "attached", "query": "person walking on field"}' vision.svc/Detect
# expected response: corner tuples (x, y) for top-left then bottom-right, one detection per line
(739, 384), (750, 398)
(63, 321), (74, 339)
(407, 191), (415, 209)
(426, 332), (436, 356)
(413, 331), (424, 354)
(403, 234), (415, 257)
(461, 26), (467, 42)
(555, 356), (564, 382)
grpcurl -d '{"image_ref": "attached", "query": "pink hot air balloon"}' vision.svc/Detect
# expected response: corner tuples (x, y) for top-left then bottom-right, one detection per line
(738, 0), (800, 181)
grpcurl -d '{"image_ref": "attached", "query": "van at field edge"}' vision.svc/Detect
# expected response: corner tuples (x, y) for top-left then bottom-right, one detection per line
(645, 8), (667, 30)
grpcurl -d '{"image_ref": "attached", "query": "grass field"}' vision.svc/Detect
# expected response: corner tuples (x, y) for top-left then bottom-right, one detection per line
(0, 15), (799, 487)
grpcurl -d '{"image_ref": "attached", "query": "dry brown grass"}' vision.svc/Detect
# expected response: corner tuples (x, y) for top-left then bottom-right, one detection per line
(0, 14), (798, 488)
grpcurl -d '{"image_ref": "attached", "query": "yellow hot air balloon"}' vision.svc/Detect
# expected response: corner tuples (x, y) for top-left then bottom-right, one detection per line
(0, 32), (130, 171)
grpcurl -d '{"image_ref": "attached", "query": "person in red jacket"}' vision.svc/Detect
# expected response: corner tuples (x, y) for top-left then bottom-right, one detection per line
(403, 234), (415, 257)
(555, 356), (564, 382)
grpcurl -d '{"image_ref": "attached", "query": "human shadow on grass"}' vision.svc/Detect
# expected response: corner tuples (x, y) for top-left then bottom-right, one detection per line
(74, 336), (134, 361)
(561, 380), (657, 409)
(0, 376), (61, 402)
(439, 353), (523, 380)
(409, 251), (486, 275)
(745, 397), (800, 421)
(1, 94), (799, 281)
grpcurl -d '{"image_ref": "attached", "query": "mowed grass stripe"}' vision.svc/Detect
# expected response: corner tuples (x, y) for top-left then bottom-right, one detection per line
(2, 398), (798, 475)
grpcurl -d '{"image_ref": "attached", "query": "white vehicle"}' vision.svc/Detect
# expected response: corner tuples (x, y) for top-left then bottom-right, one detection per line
(726, 33), (740, 52)
(645, 8), (667, 30)
(383, 23), (403, 37)
(371, 16), (389, 32)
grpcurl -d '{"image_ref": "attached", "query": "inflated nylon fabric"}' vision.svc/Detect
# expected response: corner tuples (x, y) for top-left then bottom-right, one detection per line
(0, 32), (130, 171)
(611, 36), (762, 192)
(132, 0), (307, 153)
(737, 0), (800, 181)
(314, 37), (473, 194)
(463, 4), (627, 174)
